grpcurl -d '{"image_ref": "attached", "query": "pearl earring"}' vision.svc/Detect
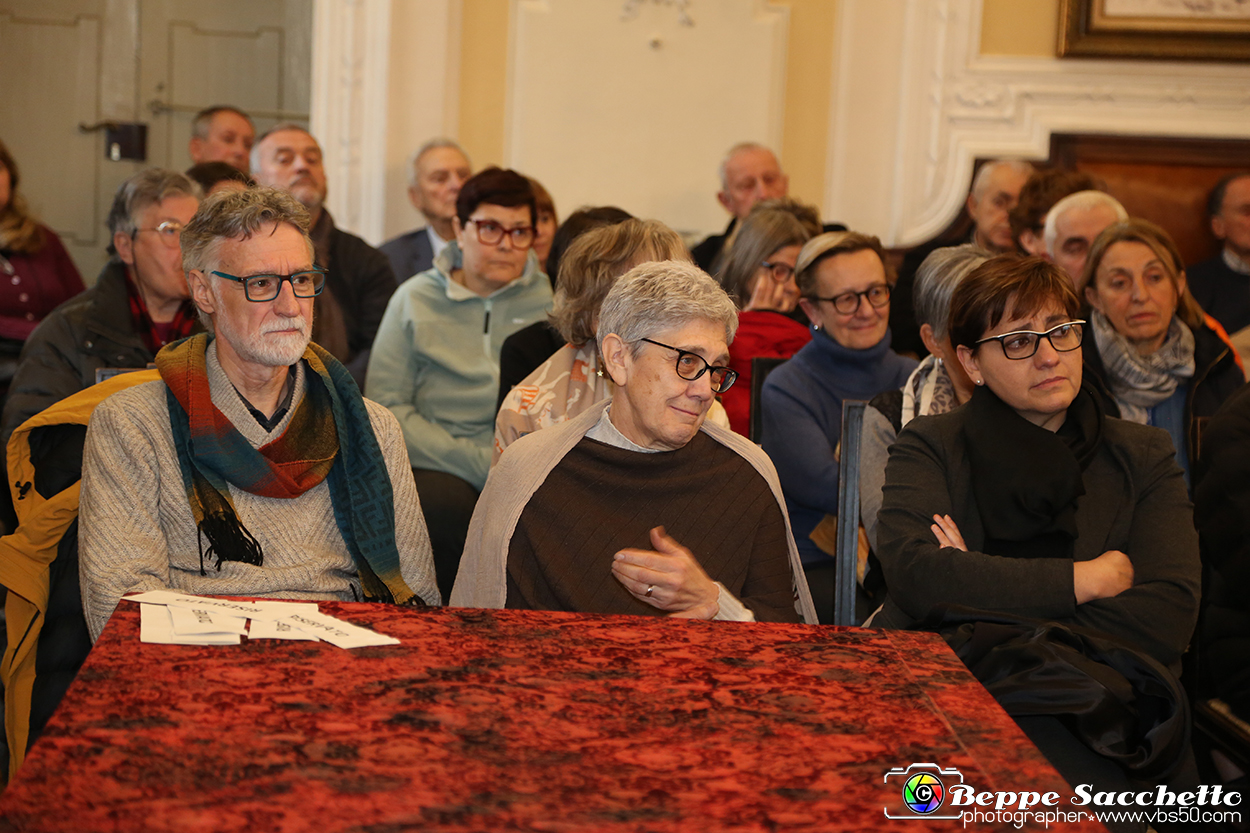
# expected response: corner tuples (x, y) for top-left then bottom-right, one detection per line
(975, 379), (984, 386)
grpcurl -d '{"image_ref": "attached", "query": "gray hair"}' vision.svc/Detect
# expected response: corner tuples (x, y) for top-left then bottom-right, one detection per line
(914, 244), (993, 341)
(1043, 190), (1128, 255)
(718, 141), (778, 190)
(191, 105), (253, 140)
(181, 186), (312, 275)
(249, 122), (314, 174)
(970, 158), (1035, 200)
(597, 261), (739, 355)
(408, 138), (470, 187)
(715, 202), (813, 303)
(107, 168), (201, 237)
(181, 187), (313, 329)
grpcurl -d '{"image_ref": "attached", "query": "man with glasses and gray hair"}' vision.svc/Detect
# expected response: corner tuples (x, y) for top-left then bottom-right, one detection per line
(2, 168), (202, 460)
(78, 186), (439, 641)
(452, 260), (816, 625)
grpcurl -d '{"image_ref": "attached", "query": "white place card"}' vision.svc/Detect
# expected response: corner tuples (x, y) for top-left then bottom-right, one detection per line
(167, 605), (248, 636)
(277, 611), (400, 649)
(248, 618), (320, 641)
(124, 591), (393, 649)
(124, 591), (318, 621)
(140, 604), (241, 646)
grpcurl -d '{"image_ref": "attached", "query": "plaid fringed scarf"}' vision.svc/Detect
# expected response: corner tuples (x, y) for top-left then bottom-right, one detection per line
(155, 333), (422, 605)
(124, 272), (198, 353)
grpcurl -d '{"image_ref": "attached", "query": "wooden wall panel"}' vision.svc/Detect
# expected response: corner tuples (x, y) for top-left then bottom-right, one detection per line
(1050, 133), (1250, 266)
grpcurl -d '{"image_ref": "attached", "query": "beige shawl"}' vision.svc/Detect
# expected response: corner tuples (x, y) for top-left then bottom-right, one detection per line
(453, 399), (818, 623)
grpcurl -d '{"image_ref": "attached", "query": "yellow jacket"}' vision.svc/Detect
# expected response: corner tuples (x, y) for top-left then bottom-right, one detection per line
(0, 369), (159, 778)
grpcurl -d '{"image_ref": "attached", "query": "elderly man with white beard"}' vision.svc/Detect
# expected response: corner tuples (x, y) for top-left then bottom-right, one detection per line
(78, 187), (439, 641)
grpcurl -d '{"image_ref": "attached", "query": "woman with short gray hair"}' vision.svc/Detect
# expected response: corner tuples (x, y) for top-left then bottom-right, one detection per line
(455, 260), (816, 623)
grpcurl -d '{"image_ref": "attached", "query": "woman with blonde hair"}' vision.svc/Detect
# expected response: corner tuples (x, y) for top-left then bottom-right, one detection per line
(0, 139), (85, 397)
(1079, 218), (1242, 487)
(495, 218), (732, 461)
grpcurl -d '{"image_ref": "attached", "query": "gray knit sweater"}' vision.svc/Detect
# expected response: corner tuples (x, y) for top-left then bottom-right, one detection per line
(79, 342), (439, 641)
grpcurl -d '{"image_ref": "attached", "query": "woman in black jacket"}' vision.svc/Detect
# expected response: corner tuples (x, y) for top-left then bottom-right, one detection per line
(876, 256), (1200, 829)
(1079, 219), (1244, 489)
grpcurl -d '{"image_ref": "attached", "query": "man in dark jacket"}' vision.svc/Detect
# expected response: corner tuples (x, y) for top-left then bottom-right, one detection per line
(1189, 172), (1250, 336)
(379, 139), (473, 282)
(1, 169), (202, 534)
(692, 142), (847, 274)
(251, 124), (398, 386)
(691, 143), (792, 272)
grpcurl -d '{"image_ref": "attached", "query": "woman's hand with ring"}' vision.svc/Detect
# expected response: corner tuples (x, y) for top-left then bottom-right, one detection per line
(612, 526), (720, 618)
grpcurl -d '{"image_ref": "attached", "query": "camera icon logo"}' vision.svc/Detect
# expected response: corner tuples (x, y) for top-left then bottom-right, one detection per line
(883, 762), (965, 820)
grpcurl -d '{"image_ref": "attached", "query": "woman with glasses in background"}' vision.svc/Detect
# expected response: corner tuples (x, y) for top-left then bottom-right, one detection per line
(367, 167), (552, 602)
(714, 199), (818, 435)
(1078, 219), (1243, 491)
(758, 231), (915, 623)
(454, 260), (816, 624)
(875, 257), (1199, 825)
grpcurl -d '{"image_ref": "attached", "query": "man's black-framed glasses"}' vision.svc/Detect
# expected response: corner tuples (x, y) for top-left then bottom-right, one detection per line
(468, 218), (535, 248)
(211, 266), (328, 302)
(975, 320), (1086, 360)
(760, 260), (795, 283)
(639, 338), (738, 393)
(807, 283), (891, 315)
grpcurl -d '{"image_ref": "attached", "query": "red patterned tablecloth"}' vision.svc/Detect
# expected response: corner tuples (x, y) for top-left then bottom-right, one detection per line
(0, 603), (1105, 832)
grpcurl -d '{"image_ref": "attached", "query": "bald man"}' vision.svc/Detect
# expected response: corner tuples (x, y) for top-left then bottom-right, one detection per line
(250, 124), (398, 385)
(380, 139), (473, 282)
(692, 142), (844, 272)
(891, 159), (1034, 357)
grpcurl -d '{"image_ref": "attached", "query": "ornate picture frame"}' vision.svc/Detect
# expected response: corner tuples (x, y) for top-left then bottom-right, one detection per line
(1058, 0), (1250, 62)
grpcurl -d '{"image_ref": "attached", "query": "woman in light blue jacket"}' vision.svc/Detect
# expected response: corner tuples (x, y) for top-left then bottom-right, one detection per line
(367, 168), (552, 600)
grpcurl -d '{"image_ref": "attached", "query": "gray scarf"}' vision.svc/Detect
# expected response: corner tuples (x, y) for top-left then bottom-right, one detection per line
(900, 354), (957, 429)
(1090, 308), (1194, 424)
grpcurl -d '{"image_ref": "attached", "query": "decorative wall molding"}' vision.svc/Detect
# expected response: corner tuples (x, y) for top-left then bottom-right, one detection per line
(827, 0), (1250, 246)
(620, 0), (694, 28)
(311, 0), (392, 242)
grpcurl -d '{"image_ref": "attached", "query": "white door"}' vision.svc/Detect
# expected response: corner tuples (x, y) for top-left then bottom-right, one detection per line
(0, 0), (311, 282)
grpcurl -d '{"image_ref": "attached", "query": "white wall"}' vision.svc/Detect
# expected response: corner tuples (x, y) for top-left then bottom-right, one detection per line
(506, 0), (788, 235)
(312, 0), (1250, 248)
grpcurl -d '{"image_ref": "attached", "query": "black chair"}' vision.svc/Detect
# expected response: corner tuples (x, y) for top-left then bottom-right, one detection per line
(834, 400), (867, 626)
(747, 356), (788, 443)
